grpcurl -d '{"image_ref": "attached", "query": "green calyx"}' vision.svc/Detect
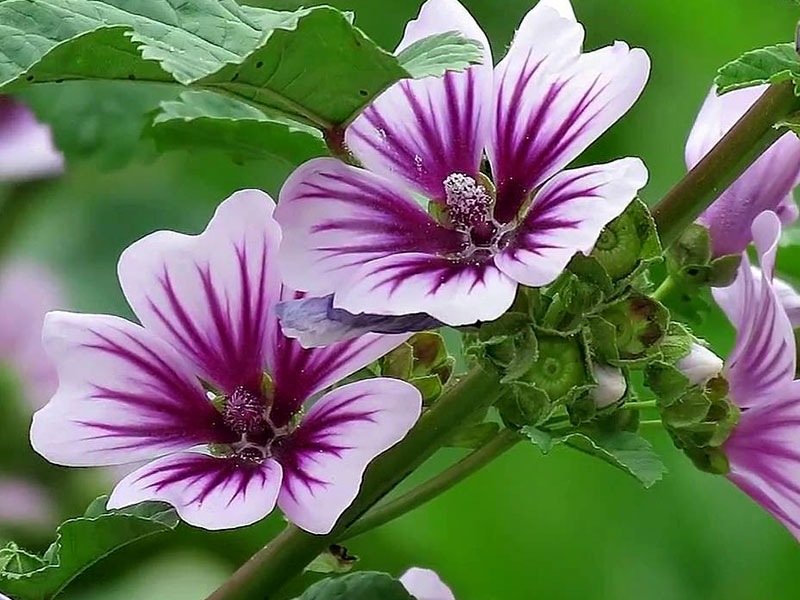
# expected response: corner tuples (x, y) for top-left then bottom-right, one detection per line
(520, 335), (586, 401)
(592, 210), (642, 280)
(380, 332), (454, 404)
(600, 295), (669, 360)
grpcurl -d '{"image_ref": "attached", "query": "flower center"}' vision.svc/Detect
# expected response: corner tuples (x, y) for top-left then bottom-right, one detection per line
(224, 386), (269, 436)
(443, 173), (492, 230)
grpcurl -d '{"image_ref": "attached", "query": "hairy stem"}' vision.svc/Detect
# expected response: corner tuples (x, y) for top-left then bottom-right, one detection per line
(206, 367), (502, 600)
(652, 81), (799, 248)
(342, 428), (522, 541)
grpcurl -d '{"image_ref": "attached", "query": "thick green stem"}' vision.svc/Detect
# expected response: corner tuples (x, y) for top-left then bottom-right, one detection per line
(206, 367), (502, 600)
(343, 428), (522, 541)
(0, 181), (49, 262)
(652, 81), (799, 248)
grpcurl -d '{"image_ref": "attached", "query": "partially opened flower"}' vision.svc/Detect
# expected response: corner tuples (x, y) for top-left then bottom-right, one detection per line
(0, 96), (64, 182)
(31, 191), (422, 533)
(686, 85), (800, 256)
(712, 211), (800, 540)
(276, 0), (649, 332)
(675, 343), (723, 386)
(400, 568), (455, 600)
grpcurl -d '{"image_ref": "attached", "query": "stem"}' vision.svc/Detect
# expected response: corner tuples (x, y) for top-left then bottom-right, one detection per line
(342, 428), (522, 541)
(625, 400), (657, 410)
(0, 181), (50, 262)
(639, 419), (664, 428)
(652, 276), (678, 302)
(652, 80), (799, 248)
(207, 366), (502, 600)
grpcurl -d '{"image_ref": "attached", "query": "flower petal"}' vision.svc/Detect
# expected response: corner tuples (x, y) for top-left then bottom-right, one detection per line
(494, 158), (648, 287)
(119, 190), (282, 393)
(276, 158), (465, 298)
(277, 294), (443, 347)
(726, 380), (800, 541)
(108, 452), (283, 530)
(0, 96), (64, 182)
(346, 0), (493, 199)
(334, 252), (518, 326)
(714, 212), (796, 409)
(489, 5), (649, 221)
(276, 378), (421, 535)
(31, 312), (229, 467)
(400, 568), (456, 600)
(687, 86), (800, 256)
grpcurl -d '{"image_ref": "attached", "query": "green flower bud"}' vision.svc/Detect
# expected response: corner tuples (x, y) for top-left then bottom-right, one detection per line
(601, 296), (668, 359)
(521, 335), (586, 401)
(592, 210), (642, 280)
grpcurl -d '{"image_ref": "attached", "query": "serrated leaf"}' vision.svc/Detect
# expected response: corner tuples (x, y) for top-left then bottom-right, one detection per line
(148, 90), (326, 165)
(0, 497), (178, 600)
(294, 572), (413, 600)
(716, 43), (800, 94)
(523, 427), (667, 488)
(397, 31), (484, 79)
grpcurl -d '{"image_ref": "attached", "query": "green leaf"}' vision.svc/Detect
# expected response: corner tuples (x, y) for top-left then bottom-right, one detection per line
(397, 31), (484, 79)
(523, 428), (667, 488)
(0, 497), (178, 600)
(148, 91), (326, 166)
(305, 545), (358, 575)
(294, 572), (413, 600)
(716, 43), (800, 95)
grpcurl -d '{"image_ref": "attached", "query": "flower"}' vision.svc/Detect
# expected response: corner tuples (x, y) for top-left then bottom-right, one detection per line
(30, 191), (422, 533)
(590, 364), (626, 408)
(686, 85), (800, 257)
(675, 343), (723, 386)
(0, 477), (55, 528)
(752, 267), (800, 328)
(712, 211), (800, 540)
(400, 568), (455, 600)
(0, 96), (64, 182)
(275, 0), (649, 330)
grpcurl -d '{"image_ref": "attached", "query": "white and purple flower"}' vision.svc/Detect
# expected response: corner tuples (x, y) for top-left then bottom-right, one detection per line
(712, 211), (800, 540)
(30, 191), (422, 533)
(0, 96), (64, 182)
(400, 568), (455, 600)
(686, 85), (800, 256)
(275, 0), (650, 333)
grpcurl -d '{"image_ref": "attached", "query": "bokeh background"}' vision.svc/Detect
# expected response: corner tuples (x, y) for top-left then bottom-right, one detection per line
(2, 0), (800, 598)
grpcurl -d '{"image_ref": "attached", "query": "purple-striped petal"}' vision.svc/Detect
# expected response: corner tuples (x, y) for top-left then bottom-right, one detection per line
(119, 190), (281, 394)
(108, 451), (283, 530)
(0, 96), (64, 182)
(726, 380), (800, 541)
(687, 86), (800, 256)
(276, 158), (466, 298)
(346, 0), (493, 200)
(714, 212), (796, 409)
(333, 252), (518, 326)
(276, 378), (421, 535)
(495, 158), (647, 287)
(268, 293), (408, 427)
(489, 4), (649, 222)
(31, 312), (230, 467)
(400, 568), (456, 600)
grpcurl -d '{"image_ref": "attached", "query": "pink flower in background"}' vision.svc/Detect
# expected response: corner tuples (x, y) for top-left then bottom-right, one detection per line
(400, 568), (455, 600)
(713, 211), (800, 540)
(0, 262), (64, 408)
(0, 96), (64, 182)
(686, 85), (800, 256)
(30, 191), (421, 533)
(276, 0), (649, 329)
(0, 477), (55, 528)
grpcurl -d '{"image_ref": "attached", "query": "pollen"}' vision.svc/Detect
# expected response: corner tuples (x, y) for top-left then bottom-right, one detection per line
(224, 386), (268, 436)
(443, 173), (492, 230)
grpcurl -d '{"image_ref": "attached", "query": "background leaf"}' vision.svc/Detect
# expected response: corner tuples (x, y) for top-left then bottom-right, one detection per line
(715, 43), (800, 94)
(293, 572), (413, 600)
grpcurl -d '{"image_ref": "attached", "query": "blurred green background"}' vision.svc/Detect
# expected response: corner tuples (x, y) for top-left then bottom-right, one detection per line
(2, 0), (800, 598)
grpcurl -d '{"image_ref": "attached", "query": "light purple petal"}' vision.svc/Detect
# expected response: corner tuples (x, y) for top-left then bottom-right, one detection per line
(108, 451), (283, 530)
(777, 194), (799, 227)
(119, 190), (282, 394)
(590, 364), (626, 408)
(0, 477), (55, 527)
(489, 4), (649, 222)
(0, 262), (64, 409)
(726, 379), (800, 541)
(276, 158), (466, 298)
(750, 267), (800, 329)
(675, 343), (724, 386)
(333, 252), (518, 326)
(400, 568), (456, 600)
(0, 96), (64, 182)
(346, 0), (493, 199)
(494, 158), (648, 287)
(31, 312), (230, 467)
(687, 86), (800, 256)
(714, 212), (796, 409)
(276, 378), (421, 535)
